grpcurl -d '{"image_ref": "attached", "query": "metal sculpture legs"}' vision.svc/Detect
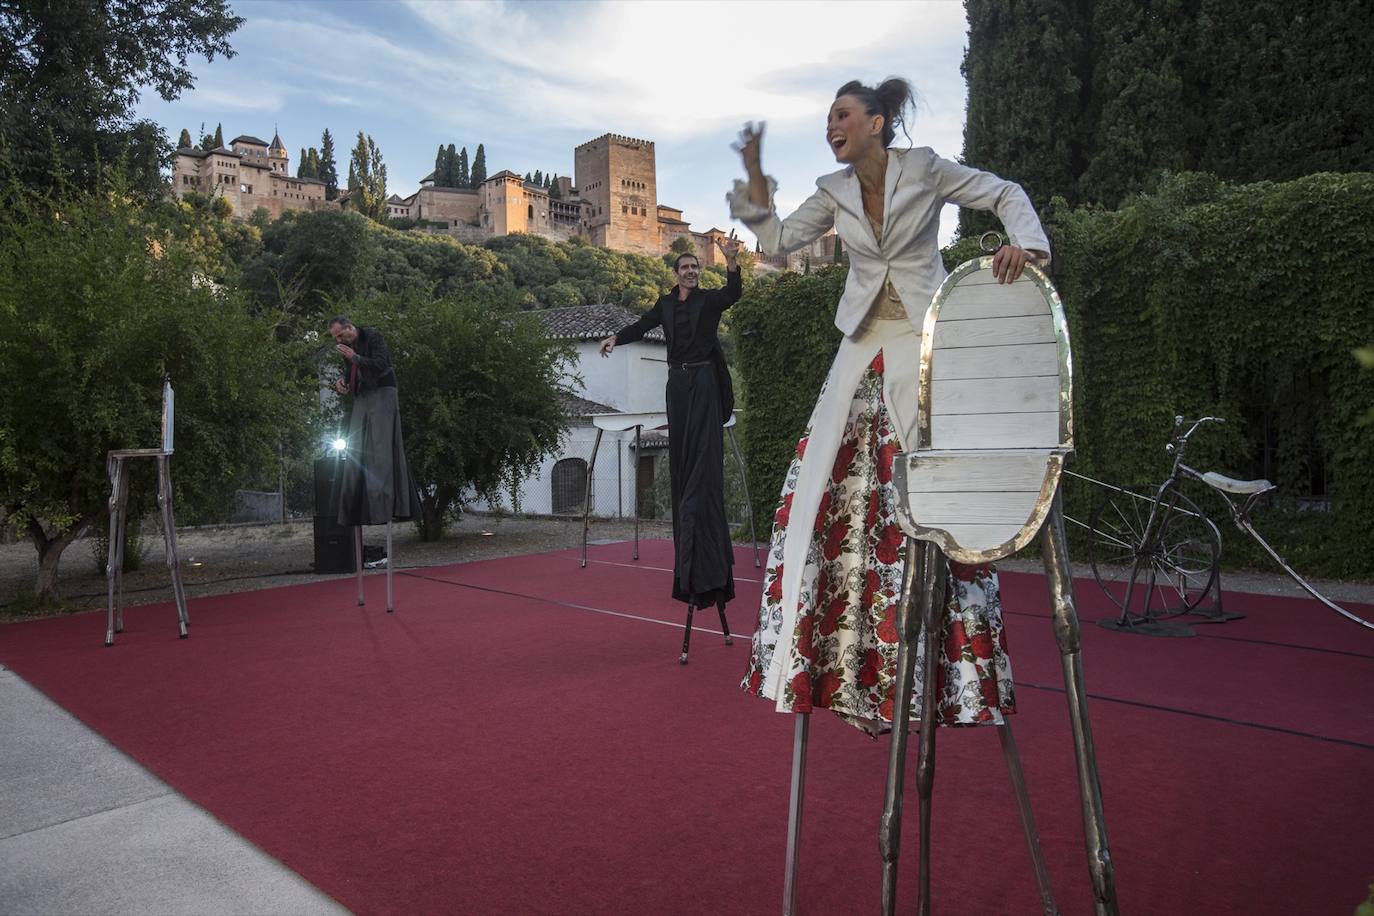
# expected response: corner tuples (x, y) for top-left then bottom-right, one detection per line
(105, 455), (189, 646)
(1040, 494), (1119, 915)
(580, 428), (605, 568)
(354, 522), (396, 612)
(879, 537), (1064, 915)
(782, 713), (810, 916)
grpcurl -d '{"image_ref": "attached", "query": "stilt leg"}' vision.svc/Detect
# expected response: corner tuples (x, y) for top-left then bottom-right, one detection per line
(1040, 491), (1119, 916)
(582, 429), (603, 568)
(999, 722), (1059, 916)
(355, 526), (365, 606)
(914, 543), (947, 916)
(633, 425), (640, 561)
(158, 457), (189, 639)
(679, 603), (695, 664)
(879, 537), (924, 915)
(726, 426), (761, 568)
(385, 520), (394, 613)
(716, 597), (732, 645)
(782, 713), (810, 916)
(105, 459), (122, 647)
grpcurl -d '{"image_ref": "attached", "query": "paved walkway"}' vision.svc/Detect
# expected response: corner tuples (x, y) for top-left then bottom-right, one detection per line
(0, 663), (346, 916)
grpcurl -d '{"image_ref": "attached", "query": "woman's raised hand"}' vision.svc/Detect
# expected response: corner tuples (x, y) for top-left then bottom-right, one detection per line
(734, 122), (765, 175)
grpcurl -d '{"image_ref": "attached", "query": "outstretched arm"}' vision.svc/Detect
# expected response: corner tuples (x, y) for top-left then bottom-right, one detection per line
(600, 302), (663, 357)
(727, 122), (836, 255)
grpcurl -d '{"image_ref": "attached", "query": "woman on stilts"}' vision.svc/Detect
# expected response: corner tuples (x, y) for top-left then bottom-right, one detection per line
(731, 78), (1050, 732)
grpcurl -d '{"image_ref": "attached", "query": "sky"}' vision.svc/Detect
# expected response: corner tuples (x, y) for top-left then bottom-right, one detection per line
(134, 0), (973, 246)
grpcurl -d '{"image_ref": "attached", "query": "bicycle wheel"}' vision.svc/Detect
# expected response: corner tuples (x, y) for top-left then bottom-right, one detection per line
(1088, 487), (1220, 620)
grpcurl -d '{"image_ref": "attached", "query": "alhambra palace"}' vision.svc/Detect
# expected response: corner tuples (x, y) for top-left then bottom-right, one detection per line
(172, 131), (819, 270)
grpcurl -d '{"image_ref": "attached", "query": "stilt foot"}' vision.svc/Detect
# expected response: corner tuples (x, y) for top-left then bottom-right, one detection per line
(724, 635), (734, 645)
(679, 653), (689, 665)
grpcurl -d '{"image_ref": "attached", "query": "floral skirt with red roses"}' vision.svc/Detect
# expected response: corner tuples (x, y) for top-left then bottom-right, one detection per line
(741, 316), (1015, 733)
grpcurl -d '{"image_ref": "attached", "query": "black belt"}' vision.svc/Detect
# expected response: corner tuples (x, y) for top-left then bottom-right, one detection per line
(669, 360), (712, 371)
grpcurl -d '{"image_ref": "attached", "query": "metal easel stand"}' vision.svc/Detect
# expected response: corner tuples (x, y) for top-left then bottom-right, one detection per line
(104, 380), (189, 646)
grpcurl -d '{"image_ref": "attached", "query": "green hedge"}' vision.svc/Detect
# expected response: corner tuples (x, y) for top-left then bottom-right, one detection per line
(732, 172), (1374, 578)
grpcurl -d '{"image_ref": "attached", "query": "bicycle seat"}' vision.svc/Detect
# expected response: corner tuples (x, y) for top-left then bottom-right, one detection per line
(1201, 471), (1275, 496)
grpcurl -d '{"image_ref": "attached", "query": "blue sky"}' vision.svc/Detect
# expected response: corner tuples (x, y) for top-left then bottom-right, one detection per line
(134, 0), (972, 245)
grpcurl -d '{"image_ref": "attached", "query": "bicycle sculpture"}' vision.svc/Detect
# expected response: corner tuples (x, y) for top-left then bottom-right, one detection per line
(1075, 415), (1374, 636)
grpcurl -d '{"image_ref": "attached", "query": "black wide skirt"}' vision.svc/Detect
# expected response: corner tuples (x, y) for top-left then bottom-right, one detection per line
(666, 363), (735, 608)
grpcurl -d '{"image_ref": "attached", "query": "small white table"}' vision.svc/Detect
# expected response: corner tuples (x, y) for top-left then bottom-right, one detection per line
(580, 411), (760, 569)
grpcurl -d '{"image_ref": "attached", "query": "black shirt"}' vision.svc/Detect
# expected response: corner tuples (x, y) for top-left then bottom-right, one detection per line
(614, 268), (742, 363)
(343, 327), (397, 394)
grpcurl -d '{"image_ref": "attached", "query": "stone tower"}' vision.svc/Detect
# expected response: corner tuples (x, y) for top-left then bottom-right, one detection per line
(573, 133), (657, 255)
(268, 130), (288, 175)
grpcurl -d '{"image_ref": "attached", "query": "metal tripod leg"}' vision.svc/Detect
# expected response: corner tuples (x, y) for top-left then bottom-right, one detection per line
(726, 426), (761, 568)
(114, 465), (130, 638)
(999, 722), (1059, 916)
(354, 526), (365, 606)
(157, 456), (189, 638)
(679, 602), (695, 664)
(716, 597), (732, 646)
(105, 458), (124, 647)
(879, 537), (924, 914)
(914, 543), (946, 916)
(782, 713), (810, 916)
(385, 520), (394, 613)
(1040, 491), (1119, 915)
(581, 428), (603, 568)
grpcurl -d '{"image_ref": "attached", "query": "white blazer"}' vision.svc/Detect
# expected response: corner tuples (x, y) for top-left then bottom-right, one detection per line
(728, 147), (1051, 337)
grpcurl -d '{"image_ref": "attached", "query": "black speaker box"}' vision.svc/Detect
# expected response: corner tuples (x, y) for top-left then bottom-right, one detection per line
(312, 515), (355, 574)
(314, 455), (344, 517)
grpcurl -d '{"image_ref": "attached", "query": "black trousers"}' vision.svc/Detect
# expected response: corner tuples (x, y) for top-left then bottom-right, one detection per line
(666, 363), (735, 608)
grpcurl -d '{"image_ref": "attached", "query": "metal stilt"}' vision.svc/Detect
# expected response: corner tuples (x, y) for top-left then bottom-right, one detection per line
(1040, 491), (1119, 915)
(355, 526), (365, 606)
(726, 426), (761, 568)
(716, 597), (732, 645)
(782, 713), (810, 916)
(999, 722), (1059, 916)
(679, 602), (695, 664)
(385, 520), (394, 613)
(581, 428), (604, 568)
(879, 537), (924, 913)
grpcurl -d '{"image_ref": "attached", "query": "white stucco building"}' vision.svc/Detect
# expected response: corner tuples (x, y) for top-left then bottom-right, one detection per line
(476, 304), (670, 517)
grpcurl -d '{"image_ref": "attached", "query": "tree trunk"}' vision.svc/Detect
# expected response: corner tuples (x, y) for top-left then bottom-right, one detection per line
(28, 517), (91, 607)
(417, 486), (455, 542)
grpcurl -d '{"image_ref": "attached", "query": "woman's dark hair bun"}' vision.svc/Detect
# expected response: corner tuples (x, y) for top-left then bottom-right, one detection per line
(835, 77), (916, 148)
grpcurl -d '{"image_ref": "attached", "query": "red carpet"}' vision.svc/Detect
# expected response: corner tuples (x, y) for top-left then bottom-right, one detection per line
(2, 540), (1371, 915)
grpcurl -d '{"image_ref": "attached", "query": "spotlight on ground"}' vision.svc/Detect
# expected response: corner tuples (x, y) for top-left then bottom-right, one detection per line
(331, 438), (347, 454)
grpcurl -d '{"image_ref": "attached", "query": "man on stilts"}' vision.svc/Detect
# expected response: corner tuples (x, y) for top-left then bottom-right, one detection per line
(329, 316), (419, 611)
(600, 233), (745, 662)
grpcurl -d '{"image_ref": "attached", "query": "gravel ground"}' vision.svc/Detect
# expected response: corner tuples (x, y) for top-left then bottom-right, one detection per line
(2, 513), (1371, 622)
(0, 514), (674, 620)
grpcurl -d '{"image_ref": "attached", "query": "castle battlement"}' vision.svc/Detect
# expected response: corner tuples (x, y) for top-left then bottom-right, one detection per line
(576, 132), (655, 151)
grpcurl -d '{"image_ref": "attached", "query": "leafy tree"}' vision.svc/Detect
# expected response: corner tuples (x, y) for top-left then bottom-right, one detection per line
(456, 147), (469, 187)
(347, 130), (387, 221)
(524, 172), (532, 183)
(0, 169), (308, 605)
(177, 127), (192, 148)
(240, 208), (376, 321)
(349, 290), (574, 539)
(0, 0), (242, 197)
(319, 128), (338, 200)
(533, 169), (542, 186)
(470, 143), (486, 187)
(201, 130), (216, 150)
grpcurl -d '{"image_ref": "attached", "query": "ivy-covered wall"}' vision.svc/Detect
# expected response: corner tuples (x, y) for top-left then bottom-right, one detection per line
(733, 172), (1374, 578)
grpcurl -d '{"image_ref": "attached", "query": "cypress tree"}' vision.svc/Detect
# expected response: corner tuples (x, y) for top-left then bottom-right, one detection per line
(470, 144), (487, 187)
(319, 129), (339, 201)
(457, 147), (469, 187)
(213, 123), (223, 148)
(297, 148), (309, 178)
(444, 143), (457, 186)
(434, 145), (445, 185)
(307, 148), (321, 179)
(177, 128), (192, 149)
